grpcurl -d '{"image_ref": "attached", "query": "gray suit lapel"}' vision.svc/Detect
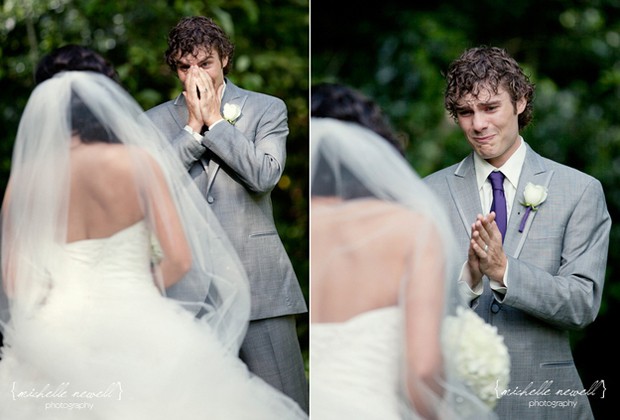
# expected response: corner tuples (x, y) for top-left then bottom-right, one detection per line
(221, 80), (248, 124)
(171, 93), (189, 129)
(447, 154), (483, 239)
(204, 80), (248, 200)
(504, 145), (553, 258)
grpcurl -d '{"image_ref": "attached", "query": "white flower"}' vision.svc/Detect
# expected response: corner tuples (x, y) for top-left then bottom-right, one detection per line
(222, 103), (241, 124)
(519, 182), (548, 232)
(522, 182), (548, 210)
(441, 306), (511, 409)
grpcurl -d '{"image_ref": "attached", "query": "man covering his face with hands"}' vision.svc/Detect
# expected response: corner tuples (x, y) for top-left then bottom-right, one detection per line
(146, 16), (309, 413)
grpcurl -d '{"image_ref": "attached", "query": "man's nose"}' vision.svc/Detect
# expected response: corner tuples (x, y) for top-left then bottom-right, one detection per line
(472, 112), (487, 131)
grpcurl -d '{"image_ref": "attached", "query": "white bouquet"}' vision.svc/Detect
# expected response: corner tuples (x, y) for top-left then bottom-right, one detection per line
(441, 306), (510, 409)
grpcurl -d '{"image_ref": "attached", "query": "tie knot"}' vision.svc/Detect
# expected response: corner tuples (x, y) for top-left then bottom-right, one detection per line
(488, 171), (505, 191)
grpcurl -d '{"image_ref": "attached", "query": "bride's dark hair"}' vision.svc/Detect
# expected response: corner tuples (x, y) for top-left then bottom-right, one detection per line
(71, 94), (120, 143)
(311, 83), (407, 155)
(35, 44), (119, 85)
(34, 45), (122, 143)
(311, 149), (374, 199)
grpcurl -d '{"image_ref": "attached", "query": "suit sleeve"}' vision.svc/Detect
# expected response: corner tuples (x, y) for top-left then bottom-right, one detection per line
(202, 97), (288, 193)
(171, 130), (206, 169)
(499, 177), (611, 330)
(143, 106), (207, 171)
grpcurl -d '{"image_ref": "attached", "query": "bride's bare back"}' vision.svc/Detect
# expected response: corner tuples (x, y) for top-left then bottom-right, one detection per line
(67, 140), (143, 242)
(311, 197), (445, 323)
(66, 137), (191, 287)
(311, 196), (447, 416)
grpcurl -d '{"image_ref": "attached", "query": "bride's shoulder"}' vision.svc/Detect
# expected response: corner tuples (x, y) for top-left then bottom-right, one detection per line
(354, 198), (429, 225)
(71, 143), (147, 180)
(74, 142), (123, 161)
(313, 197), (430, 224)
(74, 143), (151, 165)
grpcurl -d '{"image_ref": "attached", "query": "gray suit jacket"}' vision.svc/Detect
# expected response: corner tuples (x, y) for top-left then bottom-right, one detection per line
(425, 143), (610, 419)
(146, 80), (307, 320)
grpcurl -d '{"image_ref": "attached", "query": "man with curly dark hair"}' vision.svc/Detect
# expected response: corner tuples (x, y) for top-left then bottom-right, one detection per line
(145, 16), (308, 413)
(425, 46), (609, 419)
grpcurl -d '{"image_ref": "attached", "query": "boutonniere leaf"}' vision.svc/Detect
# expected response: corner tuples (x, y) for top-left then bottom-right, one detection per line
(519, 182), (548, 232)
(222, 103), (241, 125)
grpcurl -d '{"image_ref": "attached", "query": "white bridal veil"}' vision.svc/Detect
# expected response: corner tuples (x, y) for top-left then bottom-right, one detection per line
(0, 71), (251, 354)
(311, 117), (497, 419)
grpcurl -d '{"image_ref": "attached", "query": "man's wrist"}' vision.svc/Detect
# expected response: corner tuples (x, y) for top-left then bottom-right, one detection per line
(489, 260), (509, 292)
(209, 118), (225, 129)
(183, 125), (203, 142)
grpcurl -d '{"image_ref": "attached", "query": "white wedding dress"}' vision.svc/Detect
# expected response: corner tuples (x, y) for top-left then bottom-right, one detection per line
(311, 306), (417, 419)
(0, 220), (306, 419)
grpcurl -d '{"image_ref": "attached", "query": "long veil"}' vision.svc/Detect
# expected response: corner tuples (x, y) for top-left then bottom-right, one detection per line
(0, 71), (250, 354)
(311, 117), (497, 419)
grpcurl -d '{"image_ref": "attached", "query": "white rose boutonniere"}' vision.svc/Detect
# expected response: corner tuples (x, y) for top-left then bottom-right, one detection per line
(519, 182), (548, 232)
(223, 103), (241, 125)
(442, 306), (510, 409)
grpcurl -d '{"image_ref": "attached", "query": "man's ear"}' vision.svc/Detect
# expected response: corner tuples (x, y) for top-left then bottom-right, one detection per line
(516, 97), (527, 115)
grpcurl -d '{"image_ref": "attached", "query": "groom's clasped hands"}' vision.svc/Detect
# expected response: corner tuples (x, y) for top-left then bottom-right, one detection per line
(182, 66), (224, 131)
(467, 211), (507, 289)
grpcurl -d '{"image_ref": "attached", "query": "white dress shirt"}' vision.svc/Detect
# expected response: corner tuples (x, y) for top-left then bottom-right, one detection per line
(460, 137), (527, 300)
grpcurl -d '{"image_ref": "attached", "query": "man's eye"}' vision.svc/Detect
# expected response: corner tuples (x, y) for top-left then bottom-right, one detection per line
(178, 65), (190, 72)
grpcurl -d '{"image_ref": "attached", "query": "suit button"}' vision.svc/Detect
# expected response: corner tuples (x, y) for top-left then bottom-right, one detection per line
(207, 196), (214, 204)
(491, 302), (501, 313)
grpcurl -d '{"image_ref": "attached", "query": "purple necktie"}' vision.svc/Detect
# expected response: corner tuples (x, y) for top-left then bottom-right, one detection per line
(489, 171), (507, 241)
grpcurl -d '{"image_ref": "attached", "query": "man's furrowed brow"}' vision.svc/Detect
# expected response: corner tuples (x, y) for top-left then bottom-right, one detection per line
(455, 103), (473, 113)
(479, 97), (502, 106)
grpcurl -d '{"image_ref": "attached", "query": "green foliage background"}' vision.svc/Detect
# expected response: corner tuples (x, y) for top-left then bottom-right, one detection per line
(313, 0), (618, 417)
(0, 0), (309, 366)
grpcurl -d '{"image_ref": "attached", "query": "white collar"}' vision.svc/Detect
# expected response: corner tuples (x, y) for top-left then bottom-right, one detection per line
(220, 80), (227, 99)
(474, 137), (526, 191)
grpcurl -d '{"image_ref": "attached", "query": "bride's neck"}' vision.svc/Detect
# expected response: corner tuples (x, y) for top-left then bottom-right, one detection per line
(70, 134), (83, 148)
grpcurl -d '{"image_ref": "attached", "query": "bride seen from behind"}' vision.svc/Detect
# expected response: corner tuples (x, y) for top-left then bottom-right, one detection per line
(310, 83), (499, 419)
(0, 45), (307, 419)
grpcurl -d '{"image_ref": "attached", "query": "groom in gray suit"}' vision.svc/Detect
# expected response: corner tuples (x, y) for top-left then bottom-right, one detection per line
(425, 46), (610, 419)
(145, 16), (308, 412)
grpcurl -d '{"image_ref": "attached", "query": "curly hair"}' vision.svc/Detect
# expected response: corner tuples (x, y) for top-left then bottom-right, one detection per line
(311, 83), (407, 156)
(165, 16), (234, 74)
(444, 46), (535, 130)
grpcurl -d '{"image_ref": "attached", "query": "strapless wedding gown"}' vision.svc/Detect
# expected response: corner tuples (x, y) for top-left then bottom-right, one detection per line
(310, 306), (418, 419)
(0, 220), (306, 419)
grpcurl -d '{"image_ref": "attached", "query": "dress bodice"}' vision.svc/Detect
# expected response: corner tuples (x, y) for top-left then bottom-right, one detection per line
(56, 220), (157, 295)
(64, 220), (151, 274)
(311, 306), (414, 419)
